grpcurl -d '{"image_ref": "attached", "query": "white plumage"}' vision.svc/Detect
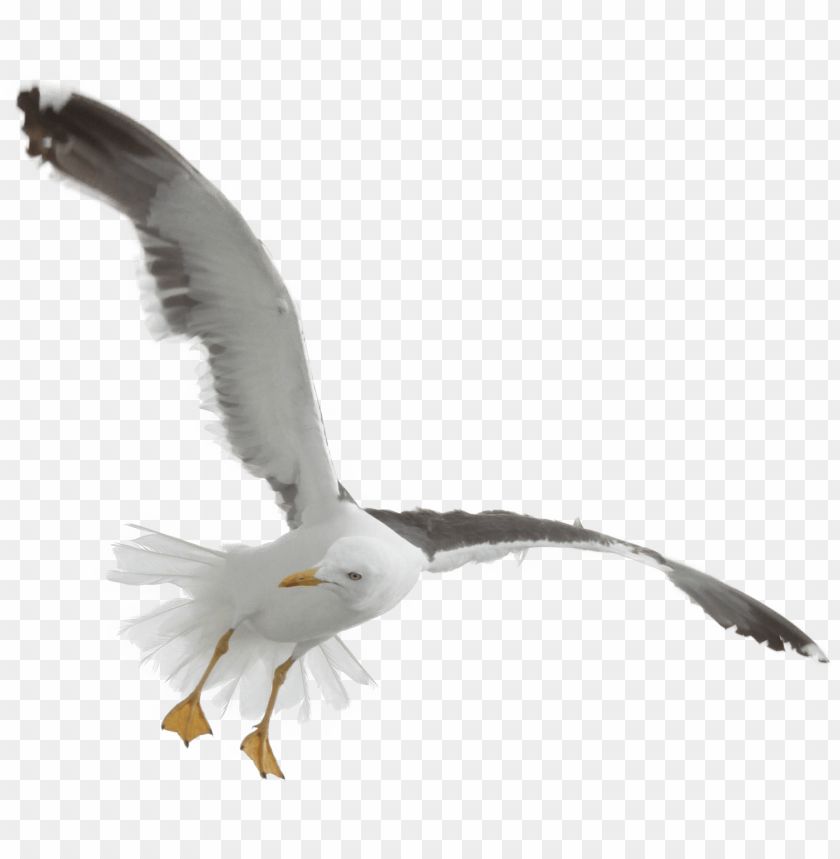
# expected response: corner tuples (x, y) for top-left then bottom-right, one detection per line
(18, 86), (828, 778)
(110, 527), (373, 720)
(110, 506), (422, 722)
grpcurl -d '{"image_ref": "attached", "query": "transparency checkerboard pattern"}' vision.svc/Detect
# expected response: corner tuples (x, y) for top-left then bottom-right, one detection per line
(2, 5), (838, 858)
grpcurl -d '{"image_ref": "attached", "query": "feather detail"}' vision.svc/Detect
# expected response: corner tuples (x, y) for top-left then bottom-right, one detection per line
(108, 544), (221, 595)
(306, 646), (351, 712)
(125, 523), (226, 558)
(297, 660), (313, 723)
(322, 636), (377, 688)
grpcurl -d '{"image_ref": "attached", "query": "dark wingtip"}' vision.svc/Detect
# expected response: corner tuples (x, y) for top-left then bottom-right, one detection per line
(17, 85), (69, 164)
(17, 86), (38, 113)
(802, 642), (829, 663)
(17, 87), (45, 159)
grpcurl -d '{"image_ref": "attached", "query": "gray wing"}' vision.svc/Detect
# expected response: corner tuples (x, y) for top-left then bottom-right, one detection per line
(18, 86), (340, 528)
(365, 507), (828, 662)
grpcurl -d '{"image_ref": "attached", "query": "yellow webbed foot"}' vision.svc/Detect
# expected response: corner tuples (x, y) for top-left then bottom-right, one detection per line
(161, 694), (212, 747)
(240, 728), (284, 779)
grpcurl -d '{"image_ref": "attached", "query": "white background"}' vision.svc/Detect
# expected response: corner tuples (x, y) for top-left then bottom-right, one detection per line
(1, 3), (838, 857)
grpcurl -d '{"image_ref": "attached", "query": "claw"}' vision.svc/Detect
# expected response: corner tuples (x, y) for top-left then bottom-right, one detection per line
(161, 693), (212, 747)
(241, 728), (284, 779)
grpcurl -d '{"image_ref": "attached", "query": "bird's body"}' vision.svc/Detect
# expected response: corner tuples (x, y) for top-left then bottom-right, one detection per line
(113, 500), (425, 727)
(18, 84), (828, 778)
(209, 502), (424, 644)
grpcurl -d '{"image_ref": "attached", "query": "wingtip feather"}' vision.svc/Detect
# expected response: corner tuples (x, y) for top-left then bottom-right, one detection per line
(802, 642), (829, 663)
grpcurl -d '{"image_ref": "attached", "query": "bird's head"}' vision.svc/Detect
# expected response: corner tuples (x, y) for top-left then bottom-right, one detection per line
(278, 536), (422, 617)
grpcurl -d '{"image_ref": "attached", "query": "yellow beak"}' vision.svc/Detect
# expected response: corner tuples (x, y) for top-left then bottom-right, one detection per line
(278, 567), (324, 588)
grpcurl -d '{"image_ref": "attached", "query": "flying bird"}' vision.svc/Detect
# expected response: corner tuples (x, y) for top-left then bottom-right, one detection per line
(17, 85), (829, 779)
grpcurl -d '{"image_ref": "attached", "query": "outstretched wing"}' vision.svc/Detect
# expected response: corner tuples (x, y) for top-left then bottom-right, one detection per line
(365, 507), (828, 662)
(18, 86), (340, 528)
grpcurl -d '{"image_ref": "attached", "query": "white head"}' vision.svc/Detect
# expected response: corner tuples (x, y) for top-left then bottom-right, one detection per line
(278, 536), (423, 618)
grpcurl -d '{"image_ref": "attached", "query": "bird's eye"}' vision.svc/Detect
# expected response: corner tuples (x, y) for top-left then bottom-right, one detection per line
(347, 572), (362, 581)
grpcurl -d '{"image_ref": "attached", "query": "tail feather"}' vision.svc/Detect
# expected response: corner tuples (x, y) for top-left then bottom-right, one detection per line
(297, 663), (313, 724)
(119, 596), (191, 640)
(109, 546), (218, 592)
(126, 524), (226, 559)
(108, 530), (225, 599)
(306, 646), (351, 712)
(324, 636), (377, 688)
(111, 528), (377, 720)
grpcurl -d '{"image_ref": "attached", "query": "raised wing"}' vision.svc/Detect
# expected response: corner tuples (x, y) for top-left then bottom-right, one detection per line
(18, 86), (339, 528)
(365, 507), (829, 662)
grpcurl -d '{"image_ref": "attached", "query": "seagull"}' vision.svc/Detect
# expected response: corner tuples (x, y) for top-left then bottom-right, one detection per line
(18, 85), (829, 779)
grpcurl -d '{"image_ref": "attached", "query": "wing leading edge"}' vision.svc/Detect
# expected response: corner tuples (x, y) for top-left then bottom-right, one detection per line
(365, 507), (828, 662)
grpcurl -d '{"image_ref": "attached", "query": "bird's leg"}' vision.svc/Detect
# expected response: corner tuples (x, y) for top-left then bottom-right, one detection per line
(161, 628), (234, 747)
(240, 656), (294, 779)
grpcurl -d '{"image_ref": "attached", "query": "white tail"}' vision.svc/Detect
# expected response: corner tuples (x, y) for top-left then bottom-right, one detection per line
(108, 526), (375, 721)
